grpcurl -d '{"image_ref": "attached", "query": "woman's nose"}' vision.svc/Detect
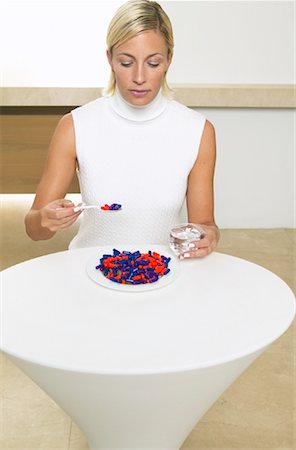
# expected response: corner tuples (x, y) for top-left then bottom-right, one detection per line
(133, 64), (146, 85)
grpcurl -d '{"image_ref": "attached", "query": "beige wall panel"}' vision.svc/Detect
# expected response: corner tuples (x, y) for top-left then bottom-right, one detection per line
(1, 86), (295, 108)
(1, 113), (80, 194)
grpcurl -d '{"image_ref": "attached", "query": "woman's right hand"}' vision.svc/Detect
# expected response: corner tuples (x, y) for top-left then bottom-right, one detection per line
(39, 199), (82, 232)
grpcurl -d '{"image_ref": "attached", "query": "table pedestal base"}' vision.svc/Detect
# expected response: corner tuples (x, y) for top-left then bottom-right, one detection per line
(7, 349), (265, 449)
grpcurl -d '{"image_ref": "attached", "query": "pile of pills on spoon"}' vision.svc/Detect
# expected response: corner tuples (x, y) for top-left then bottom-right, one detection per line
(101, 203), (122, 210)
(96, 249), (171, 285)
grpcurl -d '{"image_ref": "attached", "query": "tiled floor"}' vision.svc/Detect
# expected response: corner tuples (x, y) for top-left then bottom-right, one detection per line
(0, 196), (295, 450)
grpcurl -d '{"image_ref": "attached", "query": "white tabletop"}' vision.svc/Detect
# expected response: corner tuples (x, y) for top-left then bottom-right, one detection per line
(1, 246), (295, 374)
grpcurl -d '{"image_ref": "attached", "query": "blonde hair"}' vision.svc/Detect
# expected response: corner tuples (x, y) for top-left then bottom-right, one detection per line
(104, 0), (174, 96)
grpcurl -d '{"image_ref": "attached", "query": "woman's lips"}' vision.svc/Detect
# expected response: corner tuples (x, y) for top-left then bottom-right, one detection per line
(129, 89), (150, 97)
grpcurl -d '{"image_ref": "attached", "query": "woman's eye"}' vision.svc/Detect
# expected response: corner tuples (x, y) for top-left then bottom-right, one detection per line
(148, 62), (160, 68)
(120, 61), (132, 67)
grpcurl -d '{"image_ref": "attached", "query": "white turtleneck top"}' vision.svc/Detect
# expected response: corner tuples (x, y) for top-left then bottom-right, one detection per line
(69, 90), (206, 249)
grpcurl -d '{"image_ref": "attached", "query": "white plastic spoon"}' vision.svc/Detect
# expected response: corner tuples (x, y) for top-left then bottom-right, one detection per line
(73, 204), (122, 212)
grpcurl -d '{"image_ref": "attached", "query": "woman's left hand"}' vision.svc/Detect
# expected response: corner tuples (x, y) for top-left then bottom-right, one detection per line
(179, 224), (220, 259)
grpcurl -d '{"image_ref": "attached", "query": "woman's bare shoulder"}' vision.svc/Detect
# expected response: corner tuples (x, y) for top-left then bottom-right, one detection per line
(49, 113), (75, 155)
(203, 119), (216, 140)
(55, 112), (74, 134)
(196, 119), (216, 162)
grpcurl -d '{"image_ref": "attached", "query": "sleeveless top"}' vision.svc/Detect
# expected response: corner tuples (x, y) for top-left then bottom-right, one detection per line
(69, 89), (206, 249)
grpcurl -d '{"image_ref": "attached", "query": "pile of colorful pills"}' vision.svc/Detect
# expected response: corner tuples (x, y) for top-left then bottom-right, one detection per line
(96, 249), (171, 285)
(101, 203), (122, 211)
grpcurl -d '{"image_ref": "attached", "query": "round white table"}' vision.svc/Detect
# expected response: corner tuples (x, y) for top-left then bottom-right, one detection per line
(1, 246), (295, 450)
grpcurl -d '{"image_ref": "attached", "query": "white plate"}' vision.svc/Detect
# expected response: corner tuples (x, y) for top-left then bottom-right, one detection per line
(86, 246), (180, 292)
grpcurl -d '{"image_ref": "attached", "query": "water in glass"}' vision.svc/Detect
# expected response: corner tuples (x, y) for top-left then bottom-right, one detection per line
(169, 223), (204, 255)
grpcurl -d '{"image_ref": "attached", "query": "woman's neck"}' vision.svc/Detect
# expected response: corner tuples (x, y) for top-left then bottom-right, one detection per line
(109, 87), (168, 121)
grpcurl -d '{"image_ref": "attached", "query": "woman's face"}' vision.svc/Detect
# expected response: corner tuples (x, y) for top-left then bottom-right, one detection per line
(107, 30), (172, 106)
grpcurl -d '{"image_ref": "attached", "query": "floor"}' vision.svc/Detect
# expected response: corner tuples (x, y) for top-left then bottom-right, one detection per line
(0, 195), (295, 450)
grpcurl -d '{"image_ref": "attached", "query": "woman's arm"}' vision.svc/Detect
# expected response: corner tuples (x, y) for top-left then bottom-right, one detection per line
(25, 113), (82, 240)
(184, 119), (220, 258)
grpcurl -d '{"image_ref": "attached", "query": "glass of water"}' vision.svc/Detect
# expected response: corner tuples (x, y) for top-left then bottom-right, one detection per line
(169, 223), (205, 256)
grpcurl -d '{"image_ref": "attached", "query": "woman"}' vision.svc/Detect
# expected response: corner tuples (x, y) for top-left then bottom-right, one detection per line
(25, 0), (219, 259)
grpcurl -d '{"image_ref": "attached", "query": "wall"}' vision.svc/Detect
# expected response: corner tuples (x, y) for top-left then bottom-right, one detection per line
(1, 1), (294, 228)
(1, 1), (293, 85)
(199, 108), (294, 228)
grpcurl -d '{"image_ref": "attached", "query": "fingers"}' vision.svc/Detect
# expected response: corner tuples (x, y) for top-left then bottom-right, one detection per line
(40, 199), (82, 232)
(179, 246), (211, 260)
(47, 207), (78, 221)
(59, 215), (81, 230)
(55, 199), (76, 211)
(179, 233), (217, 260)
(41, 213), (79, 230)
